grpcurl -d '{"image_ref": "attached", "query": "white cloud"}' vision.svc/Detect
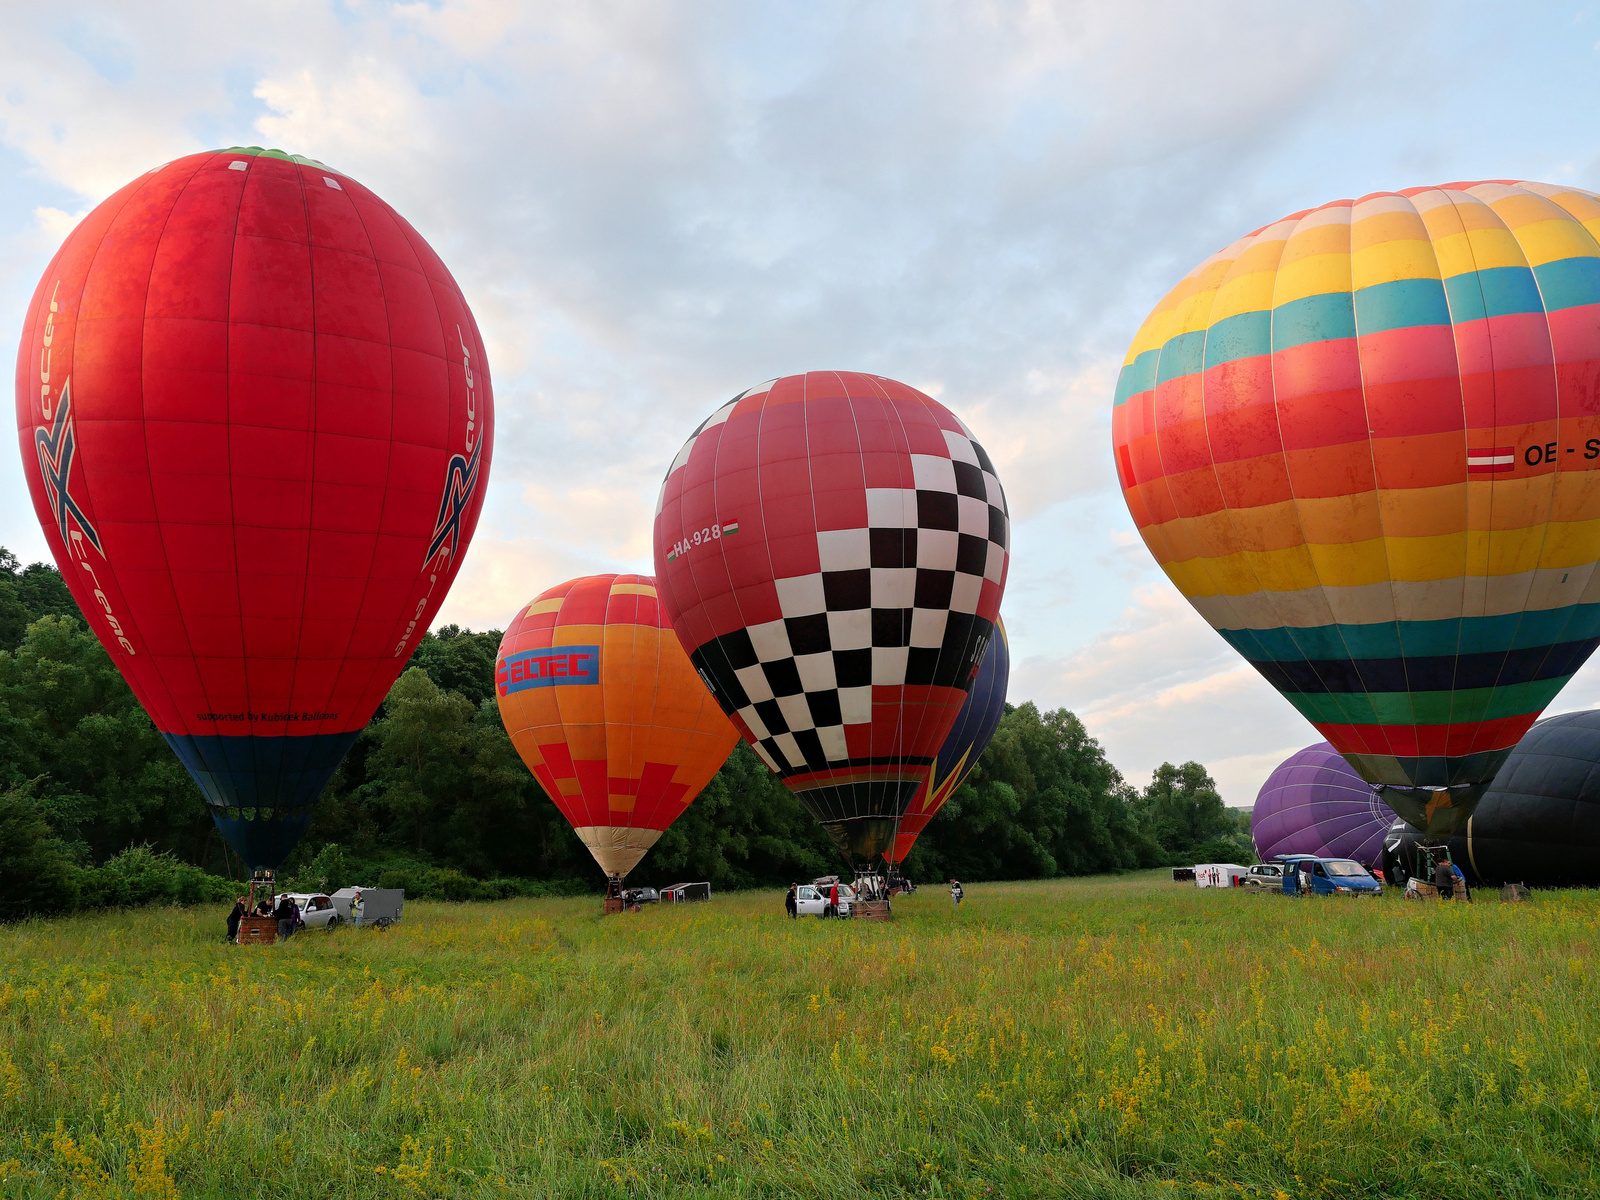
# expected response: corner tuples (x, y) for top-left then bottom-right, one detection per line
(1015, 582), (1322, 804)
(7, 0), (1596, 798)
(31, 207), (87, 243)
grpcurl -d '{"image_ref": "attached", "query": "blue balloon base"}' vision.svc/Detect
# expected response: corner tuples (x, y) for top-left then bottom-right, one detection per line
(163, 731), (360, 870)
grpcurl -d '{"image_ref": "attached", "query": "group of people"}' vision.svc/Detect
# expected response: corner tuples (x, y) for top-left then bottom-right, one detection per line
(781, 877), (966, 918)
(224, 893), (304, 942)
(1432, 854), (1469, 902)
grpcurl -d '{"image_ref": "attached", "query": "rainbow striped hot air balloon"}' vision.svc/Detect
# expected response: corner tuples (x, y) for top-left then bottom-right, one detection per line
(1112, 180), (1600, 839)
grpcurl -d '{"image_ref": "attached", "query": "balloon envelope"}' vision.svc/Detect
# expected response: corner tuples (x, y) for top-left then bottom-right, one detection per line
(494, 574), (741, 877)
(652, 372), (1010, 868)
(14, 147), (493, 868)
(892, 615), (1009, 863)
(1384, 709), (1600, 887)
(1251, 742), (1391, 867)
(1112, 180), (1600, 837)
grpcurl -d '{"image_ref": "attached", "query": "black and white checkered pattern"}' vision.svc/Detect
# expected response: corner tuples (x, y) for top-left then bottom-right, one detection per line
(654, 382), (771, 517)
(691, 426), (1009, 777)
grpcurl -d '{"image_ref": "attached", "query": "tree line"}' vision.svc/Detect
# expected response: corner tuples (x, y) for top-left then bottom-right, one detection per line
(0, 549), (1251, 919)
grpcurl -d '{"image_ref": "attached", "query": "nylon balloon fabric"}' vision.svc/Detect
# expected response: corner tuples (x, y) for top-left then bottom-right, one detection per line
(891, 615), (1009, 863)
(13, 147), (493, 869)
(653, 372), (1010, 868)
(1383, 709), (1600, 887)
(1112, 181), (1600, 838)
(494, 574), (741, 878)
(1251, 742), (1392, 867)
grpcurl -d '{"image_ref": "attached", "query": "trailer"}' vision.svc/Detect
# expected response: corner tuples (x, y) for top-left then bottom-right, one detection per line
(661, 882), (711, 903)
(1192, 864), (1248, 888)
(331, 886), (405, 928)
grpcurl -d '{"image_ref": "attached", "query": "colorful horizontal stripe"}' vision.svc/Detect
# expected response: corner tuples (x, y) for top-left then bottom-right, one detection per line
(1113, 180), (1600, 788)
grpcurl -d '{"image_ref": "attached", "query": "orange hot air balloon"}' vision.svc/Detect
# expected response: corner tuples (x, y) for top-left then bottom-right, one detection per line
(494, 574), (740, 879)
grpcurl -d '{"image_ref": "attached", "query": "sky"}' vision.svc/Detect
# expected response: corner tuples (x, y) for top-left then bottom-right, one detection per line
(5, 0), (1600, 804)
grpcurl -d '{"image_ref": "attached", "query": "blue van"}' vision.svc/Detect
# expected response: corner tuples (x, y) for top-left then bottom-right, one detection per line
(1273, 854), (1382, 896)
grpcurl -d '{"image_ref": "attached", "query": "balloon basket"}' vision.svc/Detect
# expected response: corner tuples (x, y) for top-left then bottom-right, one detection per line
(237, 916), (277, 945)
(238, 868), (278, 945)
(602, 897), (626, 915)
(854, 900), (892, 922)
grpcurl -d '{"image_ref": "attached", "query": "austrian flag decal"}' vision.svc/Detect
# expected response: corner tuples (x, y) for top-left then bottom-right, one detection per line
(1467, 447), (1515, 475)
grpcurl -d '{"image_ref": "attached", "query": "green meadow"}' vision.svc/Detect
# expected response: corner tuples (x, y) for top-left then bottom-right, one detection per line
(0, 874), (1596, 1199)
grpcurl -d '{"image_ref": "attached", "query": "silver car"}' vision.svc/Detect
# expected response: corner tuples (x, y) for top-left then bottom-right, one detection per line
(285, 893), (342, 928)
(1243, 864), (1285, 889)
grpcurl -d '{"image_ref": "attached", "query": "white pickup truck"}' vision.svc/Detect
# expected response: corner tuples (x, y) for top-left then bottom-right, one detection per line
(795, 883), (855, 918)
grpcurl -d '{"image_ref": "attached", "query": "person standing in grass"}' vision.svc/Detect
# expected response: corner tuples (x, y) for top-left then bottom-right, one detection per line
(274, 893), (298, 940)
(1433, 855), (1456, 902)
(785, 884), (797, 919)
(1450, 858), (1469, 903)
(950, 879), (964, 909)
(225, 896), (245, 944)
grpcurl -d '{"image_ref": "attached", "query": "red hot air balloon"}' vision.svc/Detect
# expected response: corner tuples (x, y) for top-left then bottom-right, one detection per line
(13, 147), (493, 870)
(652, 372), (1010, 869)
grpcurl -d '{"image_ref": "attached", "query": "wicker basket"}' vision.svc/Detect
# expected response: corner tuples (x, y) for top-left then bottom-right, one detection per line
(237, 916), (276, 945)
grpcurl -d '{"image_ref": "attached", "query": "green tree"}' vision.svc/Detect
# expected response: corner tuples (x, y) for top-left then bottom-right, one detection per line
(908, 704), (1158, 882)
(1131, 761), (1240, 862)
(0, 550), (80, 652)
(640, 742), (837, 889)
(344, 668), (576, 877)
(404, 625), (502, 707)
(357, 668), (480, 853)
(0, 784), (79, 920)
(0, 614), (211, 865)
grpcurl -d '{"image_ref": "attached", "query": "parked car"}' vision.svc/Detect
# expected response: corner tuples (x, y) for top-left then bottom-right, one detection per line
(795, 882), (855, 918)
(1274, 854), (1382, 895)
(624, 887), (660, 905)
(1243, 863), (1285, 889)
(285, 893), (341, 928)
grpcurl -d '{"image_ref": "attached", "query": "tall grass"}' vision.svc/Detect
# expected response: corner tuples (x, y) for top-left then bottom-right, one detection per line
(0, 873), (1596, 1198)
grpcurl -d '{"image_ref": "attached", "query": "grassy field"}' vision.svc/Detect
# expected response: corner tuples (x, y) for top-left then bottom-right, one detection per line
(0, 874), (1596, 1199)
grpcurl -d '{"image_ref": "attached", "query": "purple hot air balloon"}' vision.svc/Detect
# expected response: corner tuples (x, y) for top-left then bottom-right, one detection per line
(1252, 742), (1391, 867)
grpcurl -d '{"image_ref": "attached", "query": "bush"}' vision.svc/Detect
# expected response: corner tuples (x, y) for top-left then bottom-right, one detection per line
(75, 846), (234, 910)
(372, 866), (593, 901)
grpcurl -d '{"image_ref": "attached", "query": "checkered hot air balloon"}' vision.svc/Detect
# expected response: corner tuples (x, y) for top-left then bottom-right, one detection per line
(1112, 180), (1600, 839)
(14, 148), (493, 870)
(652, 372), (1010, 870)
(494, 575), (741, 879)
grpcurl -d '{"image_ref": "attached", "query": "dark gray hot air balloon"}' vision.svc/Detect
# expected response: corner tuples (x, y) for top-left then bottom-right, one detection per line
(1383, 709), (1600, 888)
